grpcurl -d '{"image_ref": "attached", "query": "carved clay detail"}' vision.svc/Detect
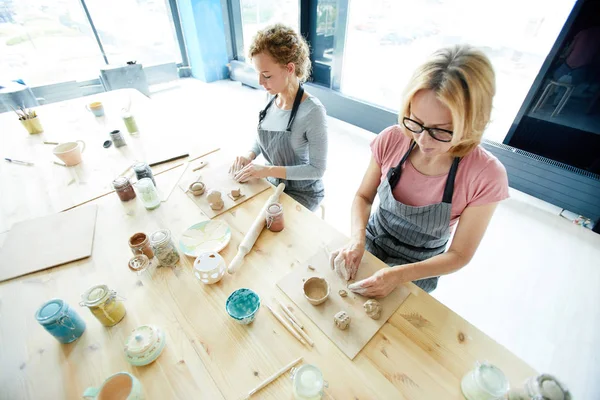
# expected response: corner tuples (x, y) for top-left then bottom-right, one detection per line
(363, 299), (382, 320)
(334, 311), (350, 330)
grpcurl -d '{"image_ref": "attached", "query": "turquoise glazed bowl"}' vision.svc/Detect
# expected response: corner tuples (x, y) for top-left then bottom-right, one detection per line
(226, 288), (260, 325)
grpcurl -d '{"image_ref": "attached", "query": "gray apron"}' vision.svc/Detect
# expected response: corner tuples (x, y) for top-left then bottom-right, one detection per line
(366, 142), (460, 292)
(256, 85), (325, 211)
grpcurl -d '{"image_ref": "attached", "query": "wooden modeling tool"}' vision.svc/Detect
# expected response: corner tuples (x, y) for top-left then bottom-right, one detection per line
(265, 304), (307, 346)
(244, 357), (303, 399)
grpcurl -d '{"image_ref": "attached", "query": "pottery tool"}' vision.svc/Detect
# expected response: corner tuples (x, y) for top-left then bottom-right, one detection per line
(149, 153), (189, 167)
(244, 357), (303, 399)
(43, 141), (59, 145)
(281, 309), (314, 347)
(53, 161), (67, 167)
(277, 299), (304, 330)
(187, 147), (220, 163)
(277, 240), (412, 360)
(192, 161), (208, 172)
(227, 183), (285, 274)
(4, 157), (34, 166)
(265, 304), (307, 346)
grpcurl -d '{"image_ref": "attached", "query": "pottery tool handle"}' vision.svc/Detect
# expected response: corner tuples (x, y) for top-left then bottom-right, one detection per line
(282, 312), (314, 347)
(246, 357), (303, 398)
(265, 304), (307, 346)
(277, 299), (304, 330)
(227, 183), (285, 274)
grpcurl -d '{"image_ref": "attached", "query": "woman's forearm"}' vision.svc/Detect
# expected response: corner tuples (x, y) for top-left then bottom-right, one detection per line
(265, 165), (287, 179)
(390, 250), (468, 283)
(351, 195), (372, 244)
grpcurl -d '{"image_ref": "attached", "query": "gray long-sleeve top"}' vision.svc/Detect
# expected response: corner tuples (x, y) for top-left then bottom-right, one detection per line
(250, 96), (328, 180)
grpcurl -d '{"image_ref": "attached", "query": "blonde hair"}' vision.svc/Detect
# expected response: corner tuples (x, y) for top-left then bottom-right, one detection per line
(399, 45), (495, 157)
(249, 24), (311, 83)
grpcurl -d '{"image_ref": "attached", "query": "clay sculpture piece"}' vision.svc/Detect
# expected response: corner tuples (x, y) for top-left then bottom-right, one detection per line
(303, 277), (330, 306)
(363, 299), (382, 320)
(334, 311), (351, 330)
(189, 182), (205, 196)
(338, 289), (348, 297)
(231, 188), (241, 198)
(207, 189), (224, 210)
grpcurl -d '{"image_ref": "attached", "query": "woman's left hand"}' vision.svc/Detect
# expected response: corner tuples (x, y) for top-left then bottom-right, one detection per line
(347, 268), (400, 298)
(234, 163), (269, 182)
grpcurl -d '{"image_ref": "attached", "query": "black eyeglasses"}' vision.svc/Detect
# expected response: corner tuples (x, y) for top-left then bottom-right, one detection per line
(402, 117), (453, 143)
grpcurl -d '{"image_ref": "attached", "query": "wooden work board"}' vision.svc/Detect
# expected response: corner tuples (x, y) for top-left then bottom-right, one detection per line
(0, 205), (97, 282)
(178, 152), (271, 218)
(277, 239), (411, 360)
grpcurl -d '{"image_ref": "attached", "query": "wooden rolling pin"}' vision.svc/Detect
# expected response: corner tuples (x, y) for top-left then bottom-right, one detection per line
(227, 183), (285, 274)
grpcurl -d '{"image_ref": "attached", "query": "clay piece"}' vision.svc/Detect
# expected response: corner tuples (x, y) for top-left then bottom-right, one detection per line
(189, 181), (205, 196)
(363, 299), (382, 320)
(207, 189), (224, 210)
(307, 265), (315, 271)
(303, 277), (330, 306)
(227, 188), (245, 201)
(334, 311), (351, 330)
(338, 290), (348, 297)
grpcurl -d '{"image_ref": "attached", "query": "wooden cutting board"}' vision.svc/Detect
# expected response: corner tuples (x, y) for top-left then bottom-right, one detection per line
(277, 239), (411, 359)
(0, 205), (98, 282)
(178, 155), (271, 219)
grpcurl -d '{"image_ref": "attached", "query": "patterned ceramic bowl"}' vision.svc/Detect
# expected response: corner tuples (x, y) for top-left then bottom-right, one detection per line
(226, 288), (260, 325)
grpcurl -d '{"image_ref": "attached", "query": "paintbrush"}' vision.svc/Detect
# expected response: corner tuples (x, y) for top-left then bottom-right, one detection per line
(5, 158), (34, 166)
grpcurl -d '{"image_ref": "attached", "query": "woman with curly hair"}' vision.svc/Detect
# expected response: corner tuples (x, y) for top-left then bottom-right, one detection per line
(230, 24), (328, 211)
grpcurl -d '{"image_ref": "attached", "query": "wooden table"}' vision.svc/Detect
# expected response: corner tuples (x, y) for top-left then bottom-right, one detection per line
(0, 165), (537, 399)
(0, 88), (218, 233)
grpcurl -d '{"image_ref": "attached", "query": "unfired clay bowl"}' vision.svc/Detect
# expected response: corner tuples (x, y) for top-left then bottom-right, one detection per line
(303, 277), (330, 306)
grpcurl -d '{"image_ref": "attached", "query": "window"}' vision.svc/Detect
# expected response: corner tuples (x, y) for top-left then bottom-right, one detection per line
(0, 0), (106, 85)
(239, 0), (299, 60)
(341, 0), (576, 142)
(84, 0), (181, 66)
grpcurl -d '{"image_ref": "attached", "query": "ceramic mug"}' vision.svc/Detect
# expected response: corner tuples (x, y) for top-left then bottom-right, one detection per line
(86, 101), (105, 117)
(83, 372), (144, 400)
(53, 140), (86, 166)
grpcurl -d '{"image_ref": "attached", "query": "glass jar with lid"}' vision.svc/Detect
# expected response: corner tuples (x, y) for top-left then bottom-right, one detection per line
(461, 361), (509, 400)
(35, 298), (86, 343)
(80, 284), (126, 327)
(150, 229), (180, 267)
(113, 176), (136, 202)
(135, 178), (160, 210)
(291, 364), (328, 400)
(133, 162), (156, 186)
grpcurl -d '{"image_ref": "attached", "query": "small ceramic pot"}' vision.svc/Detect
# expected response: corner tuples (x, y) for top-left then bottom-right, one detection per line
(83, 372), (144, 399)
(194, 251), (226, 284)
(189, 182), (205, 196)
(303, 277), (330, 306)
(226, 288), (260, 325)
(124, 325), (166, 366)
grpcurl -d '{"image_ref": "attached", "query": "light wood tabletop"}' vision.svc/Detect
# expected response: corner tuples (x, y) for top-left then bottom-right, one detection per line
(0, 89), (216, 233)
(0, 164), (536, 399)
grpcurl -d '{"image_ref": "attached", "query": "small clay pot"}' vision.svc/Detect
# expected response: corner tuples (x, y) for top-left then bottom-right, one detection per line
(303, 277), (330, 305)
(189, 181), (205, 196)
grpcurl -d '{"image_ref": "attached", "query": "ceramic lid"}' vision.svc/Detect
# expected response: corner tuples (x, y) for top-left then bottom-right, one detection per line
(124, 325), (165, 366)
(128, 254), (150, 272)
(81, 284), (111, 307)
(112, 176), (130, 189)
(35, 298), (66, 324)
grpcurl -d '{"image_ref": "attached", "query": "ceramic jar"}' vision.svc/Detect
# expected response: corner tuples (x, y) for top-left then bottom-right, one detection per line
(35, 298), (86, 343)
(124, 325), (166, 366)
(80, 284), (126, 327)
(83, 372), (144, 399)
(193, 251), (226, 284)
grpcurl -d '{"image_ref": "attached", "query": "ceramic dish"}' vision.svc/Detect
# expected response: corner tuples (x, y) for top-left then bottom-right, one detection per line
(226, 288), (260, 325)
(124, 325), (166, 366)
(179, 220), (231, 257)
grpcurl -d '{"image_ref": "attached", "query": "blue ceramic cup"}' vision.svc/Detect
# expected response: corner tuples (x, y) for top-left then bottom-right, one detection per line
(35, 298), (86, 343)
(226, 288), (260, 325)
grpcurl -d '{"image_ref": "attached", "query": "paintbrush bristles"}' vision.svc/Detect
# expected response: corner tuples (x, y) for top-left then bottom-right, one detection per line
(12, 105), (37, 120)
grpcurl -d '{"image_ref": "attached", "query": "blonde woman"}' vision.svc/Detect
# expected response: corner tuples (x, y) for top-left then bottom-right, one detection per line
(331, 45), (508, 296)
(230, 24), (327, 211)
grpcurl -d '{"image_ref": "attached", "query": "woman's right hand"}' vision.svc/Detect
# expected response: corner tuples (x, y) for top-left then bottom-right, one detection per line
(329, 239), (365, 281)
(229, 155), (252, 175)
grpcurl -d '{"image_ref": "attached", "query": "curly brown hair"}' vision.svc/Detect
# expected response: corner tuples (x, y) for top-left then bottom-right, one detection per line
(248, 24), (311, 83)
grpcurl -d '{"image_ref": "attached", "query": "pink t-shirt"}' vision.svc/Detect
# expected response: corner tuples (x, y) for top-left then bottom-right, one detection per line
(371, 125), (509, 226)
